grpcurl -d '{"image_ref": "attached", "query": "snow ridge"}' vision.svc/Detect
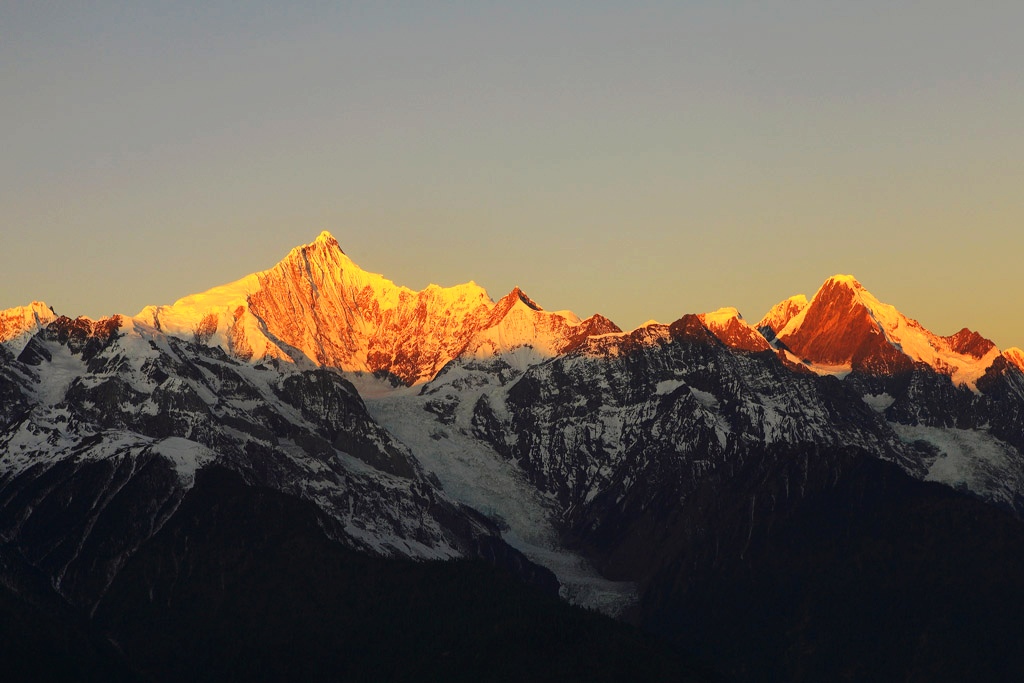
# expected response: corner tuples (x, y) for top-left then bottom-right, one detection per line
(775, 275), (1001, 387)
(135, 233), (616, 385)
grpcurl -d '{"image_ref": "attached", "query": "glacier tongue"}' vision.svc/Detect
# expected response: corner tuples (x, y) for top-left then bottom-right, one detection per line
(890, 423), (1024, 511)
(365, 385), (638, 617)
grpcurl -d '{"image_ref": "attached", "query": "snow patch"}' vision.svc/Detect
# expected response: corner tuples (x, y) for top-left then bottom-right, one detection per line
(862, 393), (895, 413)
(152, 437), (217, 484)
(655, 379), (686, 395)
(891, 423), (1024, 510)
(689, 387), (720, 409)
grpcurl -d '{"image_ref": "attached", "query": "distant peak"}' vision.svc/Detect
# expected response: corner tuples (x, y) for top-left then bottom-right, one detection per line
(3, 300), (53, 313)
(312, 230), (343, 252)
(758, 294), (809, 337)
(699, 307), (743, 326)
(281, 231), (351, 269)
(805, 274), (872, 310)
(697, 307), (771, 352)
(1004, 347), (1024, 372)
(0, 300), (57, 319)
(0, 301), (59, 346)
(509, 287), (542, 312)
(943, 327), (997, 360)
(823, 274), (863, 289)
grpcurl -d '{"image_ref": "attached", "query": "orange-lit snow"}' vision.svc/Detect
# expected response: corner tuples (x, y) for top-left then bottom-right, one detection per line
(777, 275), (1000, 388)
(0, 301), (57, 353)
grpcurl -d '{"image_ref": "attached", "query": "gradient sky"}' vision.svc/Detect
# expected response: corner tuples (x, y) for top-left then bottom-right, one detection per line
(2, 2), (1022, 348)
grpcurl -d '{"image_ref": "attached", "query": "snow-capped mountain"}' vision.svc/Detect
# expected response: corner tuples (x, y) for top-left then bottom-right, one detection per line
(137, 231), (615, 385)
(756, 294), (808, 338)
(697, 307), (772, 352)
(769, 274), (1000, 386)
(0, 301), (57, 355)
(0, 312), (551, 612)
(3, 233), (1024, 682)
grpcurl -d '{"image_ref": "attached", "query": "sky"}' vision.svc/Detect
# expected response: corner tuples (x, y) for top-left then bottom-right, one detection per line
(2, 1), (1023, 348)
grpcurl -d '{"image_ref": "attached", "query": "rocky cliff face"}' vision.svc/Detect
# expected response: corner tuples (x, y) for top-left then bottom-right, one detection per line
(0, 311), (542, 611)
(422, 307), (1024, 680)
(466, 309), (1024, 542)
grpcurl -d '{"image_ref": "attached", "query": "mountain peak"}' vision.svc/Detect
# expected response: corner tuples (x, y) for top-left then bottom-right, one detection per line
(943, 327), (997, 360)
(697, 307), (771, 352)
(1004, 347), (1024, 373)
(776, 274), (1001, 386)
(823, 273), (863, 289)
(757, 294), (808, 337)
(285, 230), (348, 264)
(313, 230), (342, 250)
(809, 275), (873, 312)
(492, 287), (543, 318)
(0, 301), (58, 351)
(700, 307), (744, 325)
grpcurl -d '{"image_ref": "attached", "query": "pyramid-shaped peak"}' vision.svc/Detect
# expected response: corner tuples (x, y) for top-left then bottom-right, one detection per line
(283, 231), (346, 259)
(314, 230), (340, 248)
(507, 287), (543, 312)
(278, 231), (358, 273)
(483, 286), (545, 327)
(824, 274), (863, 288)
(807, 274), (877, 310)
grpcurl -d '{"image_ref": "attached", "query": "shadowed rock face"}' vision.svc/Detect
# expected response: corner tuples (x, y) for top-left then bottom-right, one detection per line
(639, 454), (1024, 683)
(1, 469), (710, 683)
(456, 317), (1024, 681)
(0, 315), (549, 615)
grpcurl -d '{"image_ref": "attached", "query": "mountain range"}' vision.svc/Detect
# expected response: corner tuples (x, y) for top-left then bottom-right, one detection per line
(3, 231), (1024, 682)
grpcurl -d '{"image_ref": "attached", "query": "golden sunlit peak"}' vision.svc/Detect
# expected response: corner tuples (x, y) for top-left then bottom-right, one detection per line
(823, 274), (863, 288)
(1004, 347), (1024, 372)
(699, 307), (744, 325)
(314, 230), (340, 248)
